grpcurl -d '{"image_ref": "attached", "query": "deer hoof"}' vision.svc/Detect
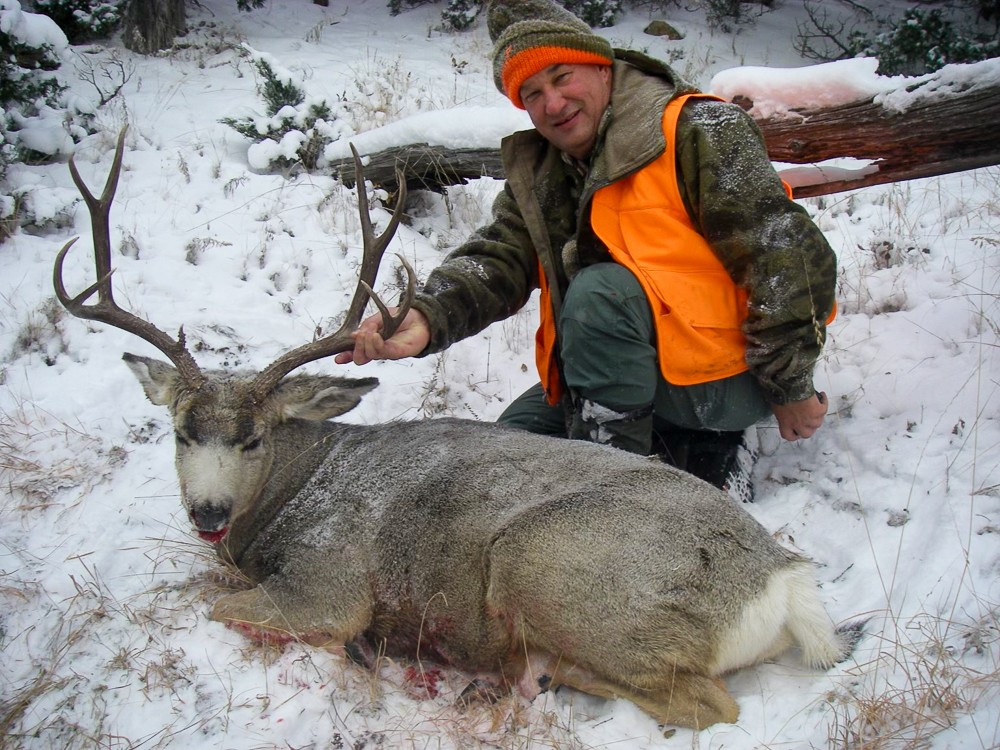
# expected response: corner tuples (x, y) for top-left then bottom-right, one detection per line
(457, 677), (508, 707)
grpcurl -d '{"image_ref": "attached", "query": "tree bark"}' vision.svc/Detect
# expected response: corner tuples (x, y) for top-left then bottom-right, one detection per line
(122, 0), (186, 54)
(330, 66), (1000, 200)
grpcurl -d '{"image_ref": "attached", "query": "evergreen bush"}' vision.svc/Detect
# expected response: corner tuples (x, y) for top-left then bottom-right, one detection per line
(220, 46), (346, 172)
(387, 0), (434, 15)
(798, 2), (999, 76)
(563, 0), (621, 28)
(440, 0), (480, 30)
(1, 0), (94, 238)
(32, 0), (123, 43)
(394, 0), (623, 32)
(850, 7), (999, 75)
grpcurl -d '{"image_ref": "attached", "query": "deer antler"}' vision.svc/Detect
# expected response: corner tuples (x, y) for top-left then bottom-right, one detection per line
(250, 144), (414, 400)
(54, 132), (412, 398)
(54, 126), (207, 389)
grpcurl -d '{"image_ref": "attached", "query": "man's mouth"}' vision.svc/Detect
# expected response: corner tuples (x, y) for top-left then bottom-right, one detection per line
(553, 110), (579, 129)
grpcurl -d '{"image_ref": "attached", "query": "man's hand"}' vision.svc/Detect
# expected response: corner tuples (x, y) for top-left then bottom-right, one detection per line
(334, 308), (431, 366)
(771, 392), (828, 441)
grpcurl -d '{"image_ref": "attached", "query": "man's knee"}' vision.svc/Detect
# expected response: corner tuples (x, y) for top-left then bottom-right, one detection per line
(559, 263), (659, 412)
(498, 383), (567, 436)
(562, 263), (646, 324)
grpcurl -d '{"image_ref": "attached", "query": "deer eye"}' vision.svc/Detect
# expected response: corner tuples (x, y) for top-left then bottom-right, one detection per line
(174, 431), (191, 447)
(242, 437), (263, 452)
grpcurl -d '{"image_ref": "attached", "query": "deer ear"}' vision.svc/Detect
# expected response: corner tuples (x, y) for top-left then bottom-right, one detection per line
(122, 352), (180, 406)
(273, 375), (379, 421)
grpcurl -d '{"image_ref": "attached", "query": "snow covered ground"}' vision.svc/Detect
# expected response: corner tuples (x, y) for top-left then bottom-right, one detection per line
(1, 1), (997, 748)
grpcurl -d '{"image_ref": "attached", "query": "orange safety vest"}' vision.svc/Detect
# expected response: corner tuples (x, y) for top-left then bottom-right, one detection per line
(536, 93), (804, 405)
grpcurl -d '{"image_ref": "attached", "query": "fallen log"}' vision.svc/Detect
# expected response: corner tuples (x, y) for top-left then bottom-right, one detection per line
(748, 66), (1000, 198)
(329, 60), (1000, 200)
(331, 144), (504, 196)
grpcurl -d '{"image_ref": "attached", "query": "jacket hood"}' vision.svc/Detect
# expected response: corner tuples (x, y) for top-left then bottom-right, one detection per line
(599, 50), (699, 183)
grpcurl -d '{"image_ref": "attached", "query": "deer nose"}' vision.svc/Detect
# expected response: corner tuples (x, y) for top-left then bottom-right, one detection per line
(190, 505), (229, 532)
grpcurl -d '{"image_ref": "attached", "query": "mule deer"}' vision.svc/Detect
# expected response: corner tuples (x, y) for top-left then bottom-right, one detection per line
(55, 128), (853, 729)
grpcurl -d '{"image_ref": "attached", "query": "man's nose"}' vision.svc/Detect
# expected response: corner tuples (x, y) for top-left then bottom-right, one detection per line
(543, 88), (565, 115)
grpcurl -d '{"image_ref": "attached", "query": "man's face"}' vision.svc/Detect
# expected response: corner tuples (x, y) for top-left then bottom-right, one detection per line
(519, 63), (612, 161)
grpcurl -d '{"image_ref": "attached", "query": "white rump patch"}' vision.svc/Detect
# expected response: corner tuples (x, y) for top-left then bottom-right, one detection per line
(710, 563), (844, 675)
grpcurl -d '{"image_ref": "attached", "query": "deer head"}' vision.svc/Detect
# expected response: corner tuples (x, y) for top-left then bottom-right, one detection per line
(55, 127), (413, 543)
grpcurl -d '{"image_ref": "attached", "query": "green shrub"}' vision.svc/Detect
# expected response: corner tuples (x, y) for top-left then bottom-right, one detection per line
(33, 0), (124, 43)
(0, 1), (95, 239)
(393, 0), (622, 32)
(851, 7), (999, 75)
(440, 0), (480, 30)
(221, 46), (343, 171)
(563, 0), (621, 28)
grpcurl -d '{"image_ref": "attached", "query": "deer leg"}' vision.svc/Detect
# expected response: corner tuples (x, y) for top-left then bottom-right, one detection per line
(540, 655), (739, 730)
(211, 581), (371, 652)
(458, 676), (512, 706)
(640, 673), (740, 729)
(344, 634), (380, 668)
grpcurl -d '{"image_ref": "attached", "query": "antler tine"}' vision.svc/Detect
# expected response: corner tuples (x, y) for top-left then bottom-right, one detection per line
(251, 144), (412, 399)
(344, 143), (408, 326)
(67, 127), (126, 302)
(54, 126), (206, 389)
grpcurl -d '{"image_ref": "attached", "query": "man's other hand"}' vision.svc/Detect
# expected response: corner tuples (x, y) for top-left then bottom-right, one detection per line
(771, 392), (828, 441)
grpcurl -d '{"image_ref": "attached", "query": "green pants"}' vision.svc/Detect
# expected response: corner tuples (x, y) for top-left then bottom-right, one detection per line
(498, 263), (771, 451)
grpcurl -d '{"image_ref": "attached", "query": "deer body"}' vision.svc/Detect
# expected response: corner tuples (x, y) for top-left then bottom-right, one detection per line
(125, 355), (848, 729)
(59, 131), (850, 730)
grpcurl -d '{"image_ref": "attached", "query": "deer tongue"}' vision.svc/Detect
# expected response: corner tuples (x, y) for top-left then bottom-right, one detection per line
(197, 528), (228, 544)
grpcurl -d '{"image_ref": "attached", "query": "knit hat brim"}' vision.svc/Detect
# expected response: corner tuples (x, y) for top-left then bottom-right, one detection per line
(501, 46), (614, 108)
(488, 0), (614, 110)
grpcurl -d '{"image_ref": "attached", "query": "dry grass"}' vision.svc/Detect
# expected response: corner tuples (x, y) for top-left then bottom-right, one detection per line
(827, 607), (999, 749)
(1, 574), (120, 748)
(0, 665), (72, 749)
(0, 398), (125, 508)
(0, 523), (221, 749)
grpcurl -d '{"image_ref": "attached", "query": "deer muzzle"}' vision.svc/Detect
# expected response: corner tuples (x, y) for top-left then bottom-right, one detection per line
(190, 505), (230, 544)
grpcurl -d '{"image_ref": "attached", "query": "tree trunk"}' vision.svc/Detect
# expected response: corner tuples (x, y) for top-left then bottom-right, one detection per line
(122, 0), (186, 54)
(329, 65), (1000, 200)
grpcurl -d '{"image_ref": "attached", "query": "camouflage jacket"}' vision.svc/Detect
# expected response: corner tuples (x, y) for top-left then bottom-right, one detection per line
(410, 50), (838, 405)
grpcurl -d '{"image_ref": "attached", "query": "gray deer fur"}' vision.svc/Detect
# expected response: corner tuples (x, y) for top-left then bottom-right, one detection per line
(124, 353), (851, 729)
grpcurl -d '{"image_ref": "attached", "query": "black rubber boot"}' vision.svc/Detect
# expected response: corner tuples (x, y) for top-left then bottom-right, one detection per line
(655, 427), (757, 502)
(568, 398), (654, 455)
(686, 429), (746, 488)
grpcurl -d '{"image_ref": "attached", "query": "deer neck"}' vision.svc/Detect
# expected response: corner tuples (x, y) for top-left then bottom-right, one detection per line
(219, 418), (347, 570)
